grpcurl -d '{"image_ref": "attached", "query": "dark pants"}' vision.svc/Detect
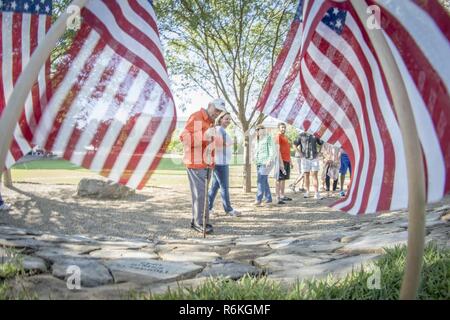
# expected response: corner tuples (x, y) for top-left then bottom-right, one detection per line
(0, 194), (3, 206)
(208, 165), (233, 213)
(325, 165), (338, 191)
(326, 176), (338, 191)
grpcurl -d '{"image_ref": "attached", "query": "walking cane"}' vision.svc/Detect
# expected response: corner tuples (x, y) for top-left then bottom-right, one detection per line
(203, 166), (211, 239)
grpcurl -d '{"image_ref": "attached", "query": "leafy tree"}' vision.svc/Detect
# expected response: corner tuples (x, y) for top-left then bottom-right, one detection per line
(439, 0), (450, 12)
(154, 0), (297, 191)
(166, 131), (185, 154)
(51, 0), (77, 74)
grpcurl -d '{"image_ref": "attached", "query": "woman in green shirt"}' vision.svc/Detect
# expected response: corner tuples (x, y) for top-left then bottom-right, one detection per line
(254, 125), (275, 205)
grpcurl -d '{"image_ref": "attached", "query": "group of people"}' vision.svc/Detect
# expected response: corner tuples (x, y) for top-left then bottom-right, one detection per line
(1, 99), (352, 235)
(254, 123), (352, 204)
(254, 122), (293, 205)
(290, 134), (352, 199)
(180, 99), (352, 234)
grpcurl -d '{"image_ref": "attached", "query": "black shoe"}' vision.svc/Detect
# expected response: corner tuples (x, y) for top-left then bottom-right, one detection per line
(191, 222), (213, 234)
(281, 196), (292, 201)
(277, 200), (286, 205)
(191, 220), (212, 228)
(191, 221), (212, 228)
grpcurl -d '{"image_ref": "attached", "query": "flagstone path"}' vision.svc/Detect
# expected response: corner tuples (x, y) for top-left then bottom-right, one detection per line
(0, 183), (448, 299)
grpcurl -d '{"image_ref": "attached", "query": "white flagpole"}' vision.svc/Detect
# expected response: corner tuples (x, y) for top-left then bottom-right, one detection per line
(0, 0), (88, 175)
(349, 0), (426, 300)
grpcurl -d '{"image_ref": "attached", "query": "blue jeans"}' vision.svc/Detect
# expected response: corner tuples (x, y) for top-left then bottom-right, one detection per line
(256, 165), (272, 203)
(208, 165), (233, 213)
(340, 153), (352, 176)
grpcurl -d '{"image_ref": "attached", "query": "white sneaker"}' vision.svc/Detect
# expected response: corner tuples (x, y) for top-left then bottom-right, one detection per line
(228, 209), (241, 217)
(289, 184), (297, 193)
(314, 193), (323, 200)
(303, 192), (309, 198)
(0, 203), (11, 211)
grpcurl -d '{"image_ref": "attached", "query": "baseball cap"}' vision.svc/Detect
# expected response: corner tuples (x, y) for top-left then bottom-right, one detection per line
(210, 98), (226, 111)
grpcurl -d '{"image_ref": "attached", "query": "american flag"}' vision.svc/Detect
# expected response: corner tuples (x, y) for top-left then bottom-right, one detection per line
(1, 0), (52, 168)
(32, 0), (176, 190)
(257, 0), (450, 214)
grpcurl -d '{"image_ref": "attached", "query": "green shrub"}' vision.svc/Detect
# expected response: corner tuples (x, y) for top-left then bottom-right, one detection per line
(0, 248), (37, 300)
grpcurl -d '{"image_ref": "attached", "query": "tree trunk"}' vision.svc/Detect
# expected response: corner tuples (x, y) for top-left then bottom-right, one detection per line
(243, 134), (252, 193)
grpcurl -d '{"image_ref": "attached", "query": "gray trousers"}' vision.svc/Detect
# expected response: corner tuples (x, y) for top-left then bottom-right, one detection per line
(187, 168), (210, 226)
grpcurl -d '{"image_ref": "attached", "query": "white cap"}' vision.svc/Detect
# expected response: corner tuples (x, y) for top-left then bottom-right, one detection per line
(210, 98), (226, 111)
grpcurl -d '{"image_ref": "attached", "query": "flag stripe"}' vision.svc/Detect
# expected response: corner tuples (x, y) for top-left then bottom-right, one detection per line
(83, 2), (171, 95)
(1, 4), (51, 168)
(411, 0), (450, 41)
(374, 0), (450, 92)
(314, 16), (390, 213)
(256, 18), (302, 115)
(130, 0), (160, 38)
(45, 39), (106, 153)
(307, 36), (381, 214)
(105, 82), (164, 180)
(52, 45), (115, 156)
(130, 102), (175, 189)
(32, 0), (176, 190)
(70, 63), (141, 167)
(257, 0), (450, 214)
(339, 12), (404, 211)
(340, 16), (396, 212)
(64, 54), (130, 163)
(34, 30), (102, 149)
(80, 66), (141, 169)
(372, 0), (450, 197)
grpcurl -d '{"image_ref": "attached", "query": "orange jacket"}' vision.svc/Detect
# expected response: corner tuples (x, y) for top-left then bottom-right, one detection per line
(180, 109), (215, 169)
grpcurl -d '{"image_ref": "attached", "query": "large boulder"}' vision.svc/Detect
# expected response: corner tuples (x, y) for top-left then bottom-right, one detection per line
(77, 179), (135, 199)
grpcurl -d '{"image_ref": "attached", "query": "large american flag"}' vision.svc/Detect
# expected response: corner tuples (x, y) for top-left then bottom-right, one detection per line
(32, 0), (176, 190)
(1, 0), (52, 168)
(257, 0), (450, 214)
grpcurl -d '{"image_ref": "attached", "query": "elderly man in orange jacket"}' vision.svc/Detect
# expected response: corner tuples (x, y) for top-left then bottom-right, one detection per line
(180, 99), (225, 234)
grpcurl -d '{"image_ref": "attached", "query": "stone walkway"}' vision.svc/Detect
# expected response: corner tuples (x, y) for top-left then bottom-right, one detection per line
(1, 203), (448, 299)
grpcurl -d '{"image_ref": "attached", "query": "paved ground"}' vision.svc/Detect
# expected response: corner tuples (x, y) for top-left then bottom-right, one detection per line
(0, 182), (448, 300)
(0, 182), (402, 240)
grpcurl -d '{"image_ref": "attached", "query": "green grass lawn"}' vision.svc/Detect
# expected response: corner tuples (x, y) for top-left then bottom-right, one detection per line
(9, 158), (256, 187)
(13, 159), (85, 170)
(13, 158), (186, 171)
(135, 243), (450, 300)
(12, 155), (247, 171)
